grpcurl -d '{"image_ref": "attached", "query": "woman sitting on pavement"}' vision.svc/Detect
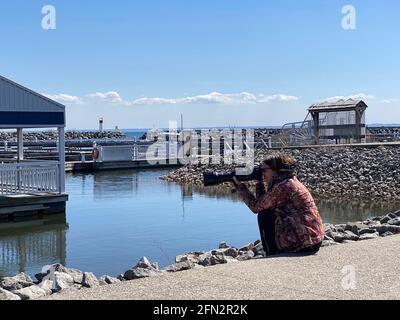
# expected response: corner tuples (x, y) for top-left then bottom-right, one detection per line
(233, 154), (325, 256)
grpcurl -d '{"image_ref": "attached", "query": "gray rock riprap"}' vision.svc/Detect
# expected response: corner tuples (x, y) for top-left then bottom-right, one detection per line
(219, 241), (229, 249)
(252, 243), (266, 256)
(13, 285), (52, 300)
(175, 252), (203, 264)
(0, 288), (21, 300)
(123, 257), (162, 280)
(224, 247), (239, 258)
(35, 263), (69, 282)
(359, 232), (380, 240)
(210, 252), (228, 265)
(198, 253), (213, 267)
(0, 273), (34, 291)
(99, 275), (121, 286)
(387, 218), (400, 226)
(165, 261), (196, 273)
(0, 130), (127, 142)
(82, 272), (100, 288)
(237, 250), (256, 261)
(51, 272), (75, 292)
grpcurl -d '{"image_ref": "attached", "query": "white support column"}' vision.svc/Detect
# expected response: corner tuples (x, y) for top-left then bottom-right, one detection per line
(58, 127), (66, 193)
(17, 128), (24, 161)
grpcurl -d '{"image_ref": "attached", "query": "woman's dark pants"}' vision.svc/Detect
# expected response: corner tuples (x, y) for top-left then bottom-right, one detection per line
(257, 210), (279, 256)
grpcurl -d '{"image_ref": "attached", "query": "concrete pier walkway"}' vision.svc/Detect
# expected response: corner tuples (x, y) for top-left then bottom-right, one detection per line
(46, 235), (400, 300)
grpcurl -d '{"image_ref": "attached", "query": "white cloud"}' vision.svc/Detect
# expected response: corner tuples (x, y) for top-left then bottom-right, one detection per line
(321, 93), (375, 103)
(87, 91), (123, 104)
(44, 93), (82, 104)
(45, 91), (301, 106)
(258, 94), (300, 103)
(131, 92), (260, 105)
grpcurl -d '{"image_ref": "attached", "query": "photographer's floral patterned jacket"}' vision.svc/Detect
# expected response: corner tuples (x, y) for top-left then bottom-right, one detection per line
(237, 173), (325, 252)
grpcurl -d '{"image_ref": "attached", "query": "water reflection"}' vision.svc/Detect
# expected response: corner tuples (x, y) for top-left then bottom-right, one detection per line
(180, 183), (240, 201)
(0, 214), (68, 277)
(314, 198), (399, 224)
(92, 171), (139, 199)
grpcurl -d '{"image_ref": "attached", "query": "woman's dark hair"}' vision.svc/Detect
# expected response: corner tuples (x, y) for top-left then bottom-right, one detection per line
(262, 154), (296, 173)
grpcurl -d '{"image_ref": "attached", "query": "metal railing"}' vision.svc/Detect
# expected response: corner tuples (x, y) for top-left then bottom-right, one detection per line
(94, 142), (183, 163)
(0, 161), (60, 195)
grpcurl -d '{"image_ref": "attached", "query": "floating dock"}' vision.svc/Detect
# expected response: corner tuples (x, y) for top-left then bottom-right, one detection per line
(65, 159), (183, 172)
(0, 193), (68, 221)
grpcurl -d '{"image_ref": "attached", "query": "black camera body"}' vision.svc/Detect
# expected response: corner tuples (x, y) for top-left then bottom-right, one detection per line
(203, 167), (262, 187)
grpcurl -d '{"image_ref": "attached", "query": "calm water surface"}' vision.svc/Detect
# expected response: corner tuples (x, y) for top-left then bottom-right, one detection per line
(0, 169), (398, 278)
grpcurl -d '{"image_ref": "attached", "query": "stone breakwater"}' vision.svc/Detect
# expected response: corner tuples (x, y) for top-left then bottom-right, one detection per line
(0, 131), (127, 141)
(1, 210), (400, 300)
(161, 146), (400, 201)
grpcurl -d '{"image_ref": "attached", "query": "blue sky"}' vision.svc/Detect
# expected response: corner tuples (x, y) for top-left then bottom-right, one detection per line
(0, 0), (399, 129)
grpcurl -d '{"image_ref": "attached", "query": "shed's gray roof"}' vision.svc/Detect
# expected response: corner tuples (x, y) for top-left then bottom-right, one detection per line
(0, 75), (65, 113)
(308, 99), (368, 112)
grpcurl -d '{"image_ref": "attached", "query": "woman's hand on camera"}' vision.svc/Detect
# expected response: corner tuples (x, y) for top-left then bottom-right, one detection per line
(230, 177), (241, 193)
(255, 180), (266, 198)
(232, 176), (241, 187)
(233, 177), (246, 191)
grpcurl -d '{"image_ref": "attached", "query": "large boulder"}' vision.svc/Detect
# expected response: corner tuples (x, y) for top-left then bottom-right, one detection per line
(123, 257), (162, 280)
(0, 273), (34, 291)
(175, 255), (187, 263)
(198, 253), (213, 267)
(36, 264), (84, 289)
(239, 243), (254, 252)
(237, 250), (255, 261)
(345, 222), (368, 236)
(329, 232), (347, 243)
(123, 268), (161, 280)
(359, 232), (380, 241)
(358, 228), (377, 235)
(344, 230), (360, 241)
(135, 257), (152, 269)
(210, 252), (227, 265)
(66, 268), (84, 284)
(388, 212), (398, 219)
(252, 243), (266, 256)
(0, 288), (21, 300)
(99, 275), (121, 286)
(322, 240), (340, 247)
(164, 261), (196, 273)
(38, 280), (55, 293)
(175, 252), (203, 264)
(223, 247), (239, 258)
(387, 218), (400, 226)
(13, 285), (52, 300)
(82, 272), (100, 288)
(380, 216), (391, 224)
(375, 225), (400, 235)
(323, 223), (336, 233)
(35, 263), (70, 282)
(219, 241), (229, 249)
(48, 272), (75, 292)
